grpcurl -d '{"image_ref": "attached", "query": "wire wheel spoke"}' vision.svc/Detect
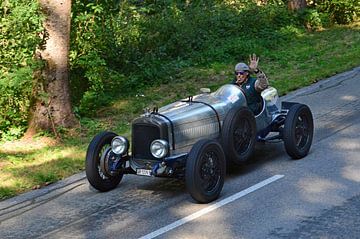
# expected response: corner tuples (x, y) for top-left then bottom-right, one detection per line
(295, 115), (309, 148)
(97, 144), (111, 180)
(200, 151), (220, 192)
(234, 120), (251, 154)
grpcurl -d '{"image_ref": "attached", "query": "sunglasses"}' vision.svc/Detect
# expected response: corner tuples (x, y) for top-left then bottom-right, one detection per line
(235, 71), (246, 75)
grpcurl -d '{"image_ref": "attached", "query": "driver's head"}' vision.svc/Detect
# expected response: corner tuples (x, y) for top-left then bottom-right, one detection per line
(234, 62), (250, 85)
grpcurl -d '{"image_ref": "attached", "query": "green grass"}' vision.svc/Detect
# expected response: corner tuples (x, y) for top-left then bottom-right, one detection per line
(0, 21), (360, 200)
(264, 24), (360, 94)
(0, 140), (86, 199)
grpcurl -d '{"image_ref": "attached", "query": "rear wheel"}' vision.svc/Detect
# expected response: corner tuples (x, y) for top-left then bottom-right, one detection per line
(85, 131), (123, 191)
(221, 107), (256, 166)
(186, 139), (226, 203)
(283, 104), (314, 159)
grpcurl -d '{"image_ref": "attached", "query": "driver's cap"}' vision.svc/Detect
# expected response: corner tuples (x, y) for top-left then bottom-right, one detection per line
(235, 62), (250, 72)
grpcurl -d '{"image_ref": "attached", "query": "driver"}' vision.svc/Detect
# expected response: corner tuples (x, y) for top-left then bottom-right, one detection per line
(232, 54), (269, 114)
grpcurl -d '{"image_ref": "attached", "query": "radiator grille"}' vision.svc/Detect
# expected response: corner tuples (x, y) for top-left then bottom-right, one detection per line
(132, 124), (160, 160)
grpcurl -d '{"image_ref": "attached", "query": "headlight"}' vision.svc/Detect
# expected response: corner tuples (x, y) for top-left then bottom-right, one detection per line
(111, 136), (129, 155)
(150, 139), (169, 159)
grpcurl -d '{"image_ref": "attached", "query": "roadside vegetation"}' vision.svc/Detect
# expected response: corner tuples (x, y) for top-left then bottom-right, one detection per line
(0, 0), (359, 200)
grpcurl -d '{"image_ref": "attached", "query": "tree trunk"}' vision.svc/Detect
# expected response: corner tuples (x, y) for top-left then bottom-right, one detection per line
(27, 0), (76, 135)
(288, 0), (307, 11)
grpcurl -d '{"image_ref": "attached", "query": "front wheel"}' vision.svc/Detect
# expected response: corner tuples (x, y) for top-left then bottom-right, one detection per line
(186, 139), (226, 203)
(85, 131), (123, 191)
(283, 104), (314, 159)
(221, 107), (256, 166)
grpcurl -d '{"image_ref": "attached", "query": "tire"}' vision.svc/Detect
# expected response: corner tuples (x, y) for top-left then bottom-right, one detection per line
(85, 131), (123, 191)
(283, 104), (314, 159)
(221, 107), (257, 166)
(186, 139), (226, 203)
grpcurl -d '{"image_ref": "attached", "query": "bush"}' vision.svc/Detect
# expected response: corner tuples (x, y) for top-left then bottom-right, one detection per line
(0, 0), (43, 139)
(300, 8), (323, 30)
(70, 0), (131, 116)
(314, 0), (359, 25)
(70, 1), (300, 105)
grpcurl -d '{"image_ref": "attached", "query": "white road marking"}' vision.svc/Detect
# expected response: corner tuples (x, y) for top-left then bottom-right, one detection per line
(139, 174), (284, 239)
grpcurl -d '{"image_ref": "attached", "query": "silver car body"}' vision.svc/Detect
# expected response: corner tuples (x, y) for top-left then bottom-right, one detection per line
(130, 84), (281, 170)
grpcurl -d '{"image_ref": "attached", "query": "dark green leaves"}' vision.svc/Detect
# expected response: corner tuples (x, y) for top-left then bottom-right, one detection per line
(0, 0), (43, 139)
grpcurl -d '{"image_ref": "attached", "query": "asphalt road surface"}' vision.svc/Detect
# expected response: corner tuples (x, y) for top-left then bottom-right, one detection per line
(1, 67), (360, 239)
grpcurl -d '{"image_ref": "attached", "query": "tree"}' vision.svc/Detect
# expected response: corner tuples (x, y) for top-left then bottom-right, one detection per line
(288, 0), (307, 10)
(27, 0), (76, 136)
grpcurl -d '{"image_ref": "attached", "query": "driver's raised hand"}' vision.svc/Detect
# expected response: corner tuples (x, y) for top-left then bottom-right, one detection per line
(249, 53), (259, 71)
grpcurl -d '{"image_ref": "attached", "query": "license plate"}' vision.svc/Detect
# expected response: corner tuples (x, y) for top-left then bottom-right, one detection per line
(136, 168), (152, 177)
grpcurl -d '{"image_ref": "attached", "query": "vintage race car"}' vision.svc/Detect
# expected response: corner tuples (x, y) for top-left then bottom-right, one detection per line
(85, 84), (314, 203)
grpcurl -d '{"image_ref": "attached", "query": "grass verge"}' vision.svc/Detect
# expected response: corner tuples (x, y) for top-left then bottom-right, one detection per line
(1, 21), (359, 200)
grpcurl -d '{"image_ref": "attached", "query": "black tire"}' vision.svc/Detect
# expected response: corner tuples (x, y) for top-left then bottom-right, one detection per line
(186, 139), (226, 203)
(85, 131), (123, 191)
(283, 104), (314, 159)
(221, 107), (257, 166)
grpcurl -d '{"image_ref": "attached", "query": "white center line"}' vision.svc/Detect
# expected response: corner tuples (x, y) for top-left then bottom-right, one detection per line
(139, 174), (284, 239)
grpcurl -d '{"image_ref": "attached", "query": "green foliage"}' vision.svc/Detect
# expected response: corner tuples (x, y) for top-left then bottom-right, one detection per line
(314, 0), (359, 25)
(70, 0), (128, 116)
(1, 0), (360, 139)
(301, 8), (323, 29)
(68, 0), (359, 112)
(0, 0), (44, 139)
(70, 0), (302, 117)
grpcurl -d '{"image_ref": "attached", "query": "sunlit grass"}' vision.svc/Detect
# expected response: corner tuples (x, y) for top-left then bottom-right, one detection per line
(264, 23), (360, 95)
(0, 139), (86, 200)
(1, 22), (360, 200)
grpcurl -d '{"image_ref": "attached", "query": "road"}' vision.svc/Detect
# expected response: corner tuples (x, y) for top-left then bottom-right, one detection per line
(1, 67), (360, 239)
